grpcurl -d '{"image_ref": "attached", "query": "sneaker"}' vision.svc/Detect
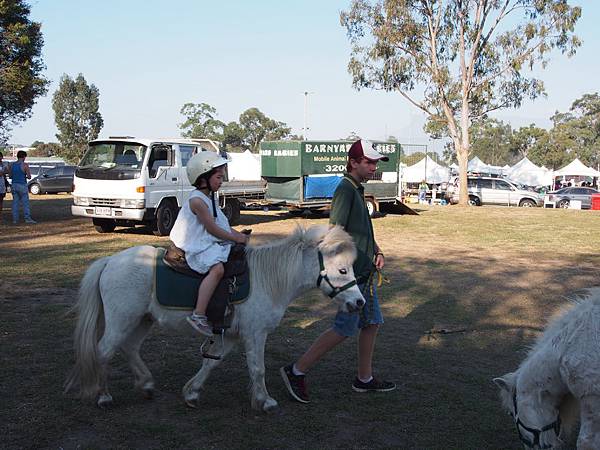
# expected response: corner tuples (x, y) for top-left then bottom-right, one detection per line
(186, 314), (213, 337)
(25, 219), (37, 224)
(352, 377), (396, 393)
(280, 364), (309, 403)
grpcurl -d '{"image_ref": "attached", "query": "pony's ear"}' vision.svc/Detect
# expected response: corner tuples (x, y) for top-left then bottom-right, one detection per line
(493, 374), (514, 392)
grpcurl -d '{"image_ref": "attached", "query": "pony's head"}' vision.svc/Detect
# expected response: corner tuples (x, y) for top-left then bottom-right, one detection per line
(310, 225), (366, 313)
(494, 372), (563, 449)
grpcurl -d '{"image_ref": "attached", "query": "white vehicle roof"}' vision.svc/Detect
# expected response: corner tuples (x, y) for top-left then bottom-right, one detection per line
(89, 137), (220, 151)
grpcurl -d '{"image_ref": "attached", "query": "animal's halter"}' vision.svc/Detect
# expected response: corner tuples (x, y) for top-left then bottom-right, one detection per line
(512, 390), (561, 449)
(316, 251), (357, 299)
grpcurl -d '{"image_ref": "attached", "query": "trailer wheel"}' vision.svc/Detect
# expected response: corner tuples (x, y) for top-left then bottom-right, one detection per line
(222, 198), (241, 225)
(153, 200), (178, 236)
(365, 198), (377, 217)
(288, 207), (305, 217)
(93, 218), (116, 233)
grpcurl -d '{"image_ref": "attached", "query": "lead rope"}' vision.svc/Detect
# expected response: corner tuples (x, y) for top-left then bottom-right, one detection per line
(370, 269), (390, 296)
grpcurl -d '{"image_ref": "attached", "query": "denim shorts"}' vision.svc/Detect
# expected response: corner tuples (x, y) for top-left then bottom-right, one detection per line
(333, 280), (384, 337)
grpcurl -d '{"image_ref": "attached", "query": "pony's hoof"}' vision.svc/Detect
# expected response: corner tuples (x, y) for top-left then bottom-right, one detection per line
(184, 393), (200, 409)
(142, 389), (154, 400)
(141, 381), (155, 400)
(97, 393), (114, 408)
(263, 398), (281, 415)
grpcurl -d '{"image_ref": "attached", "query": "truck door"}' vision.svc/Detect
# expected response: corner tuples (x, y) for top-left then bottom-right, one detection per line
(178, 144), (197, 206)
(146, 144), (178, 209)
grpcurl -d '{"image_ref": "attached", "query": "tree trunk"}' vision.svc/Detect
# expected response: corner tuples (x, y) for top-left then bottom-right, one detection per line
(456, 140), (469, 206)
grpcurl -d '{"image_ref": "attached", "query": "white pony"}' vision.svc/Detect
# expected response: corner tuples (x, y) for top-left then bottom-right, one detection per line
(65, 225), (366, 412)
(494, 288), (600, 449)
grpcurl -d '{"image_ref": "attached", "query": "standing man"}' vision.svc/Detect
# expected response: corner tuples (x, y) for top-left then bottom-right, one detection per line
(0, 152), (8, 220)
(280, 139), (395, 403)
(9, 150), (36, 224)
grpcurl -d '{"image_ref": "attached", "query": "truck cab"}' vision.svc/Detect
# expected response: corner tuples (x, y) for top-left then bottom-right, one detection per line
(72, 137), (221, 235)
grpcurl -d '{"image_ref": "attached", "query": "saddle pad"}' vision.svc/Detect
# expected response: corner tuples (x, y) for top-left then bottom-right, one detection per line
(155, 248), (250, 310)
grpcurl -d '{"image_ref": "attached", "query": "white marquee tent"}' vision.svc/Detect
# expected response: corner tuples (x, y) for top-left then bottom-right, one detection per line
(468, 156), (491, 173)
(227, 150), (261, 180)
(401, 156), (450, 184)
(553, 158), (600, 178)
(505, 157), (552, 186)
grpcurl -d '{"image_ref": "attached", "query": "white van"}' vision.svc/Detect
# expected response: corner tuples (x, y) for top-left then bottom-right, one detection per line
(72, 137), (264, 235)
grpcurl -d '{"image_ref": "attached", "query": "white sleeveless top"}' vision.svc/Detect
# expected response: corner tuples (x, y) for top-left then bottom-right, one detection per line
(170, 190), (232, 274)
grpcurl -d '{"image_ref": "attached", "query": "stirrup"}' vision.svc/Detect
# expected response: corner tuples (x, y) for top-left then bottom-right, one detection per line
(201, 329), (225, 360)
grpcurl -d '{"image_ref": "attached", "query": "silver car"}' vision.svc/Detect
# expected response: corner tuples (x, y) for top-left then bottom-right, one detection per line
(448, 177), (542, 207)
(545, 187), (599, 209)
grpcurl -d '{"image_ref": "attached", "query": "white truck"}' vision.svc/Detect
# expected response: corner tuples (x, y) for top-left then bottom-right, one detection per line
(71, 137), (265, 235)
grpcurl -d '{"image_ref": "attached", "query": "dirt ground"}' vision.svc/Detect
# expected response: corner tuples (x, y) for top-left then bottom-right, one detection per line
(1, 195), (599, 449)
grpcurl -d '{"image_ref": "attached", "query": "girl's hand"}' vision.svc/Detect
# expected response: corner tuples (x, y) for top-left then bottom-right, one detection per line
(233, 230), (249, 245)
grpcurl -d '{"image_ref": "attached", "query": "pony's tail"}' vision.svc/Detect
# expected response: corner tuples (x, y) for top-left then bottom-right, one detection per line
(64, 256), (110, 399)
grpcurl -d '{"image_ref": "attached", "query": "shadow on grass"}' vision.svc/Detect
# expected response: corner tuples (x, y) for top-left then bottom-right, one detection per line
(1, 241), (598, 449)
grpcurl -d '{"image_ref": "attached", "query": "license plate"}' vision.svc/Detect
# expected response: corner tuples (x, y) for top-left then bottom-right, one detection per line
(94, 207), (112, 216)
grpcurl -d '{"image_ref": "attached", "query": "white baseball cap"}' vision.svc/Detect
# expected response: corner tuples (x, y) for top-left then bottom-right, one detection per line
(348, 139), (389, 162)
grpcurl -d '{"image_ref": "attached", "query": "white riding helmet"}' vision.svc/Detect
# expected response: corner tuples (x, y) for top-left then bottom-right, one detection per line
(186, 151), (229, 186)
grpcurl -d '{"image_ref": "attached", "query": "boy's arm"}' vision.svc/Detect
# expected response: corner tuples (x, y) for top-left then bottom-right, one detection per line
(329, 186), (352, 230)
(24, 163), (31, 179)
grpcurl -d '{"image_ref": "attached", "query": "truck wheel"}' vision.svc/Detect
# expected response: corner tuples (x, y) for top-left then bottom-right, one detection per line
(288, 207), (305, 217)
(93, 218), (116, 233)
(222, 198), (241, 225)
(365, 198), (377, 217)
(153, 200), (178, 236)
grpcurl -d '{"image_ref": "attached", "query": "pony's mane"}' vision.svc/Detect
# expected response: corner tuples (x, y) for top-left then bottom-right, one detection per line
(245, 225), (355, 301)
(524, 288), (600, 363)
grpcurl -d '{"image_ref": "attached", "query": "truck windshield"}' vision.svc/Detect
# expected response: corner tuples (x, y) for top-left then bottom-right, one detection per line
(79, 142), (147, 170)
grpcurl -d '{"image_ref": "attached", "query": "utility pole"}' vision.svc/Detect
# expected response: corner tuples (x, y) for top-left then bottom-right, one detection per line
(303, 91), (314, 140)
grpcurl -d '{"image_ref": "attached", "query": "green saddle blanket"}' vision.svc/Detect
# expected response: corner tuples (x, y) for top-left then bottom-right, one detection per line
(155, 248), (250, 310)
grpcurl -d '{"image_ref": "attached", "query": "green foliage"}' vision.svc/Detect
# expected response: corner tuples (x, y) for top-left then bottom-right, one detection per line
(52, 74), (103, 163)
(179, 103), (225, 141)
(0, 0), (49, 143)
(221, 121), (245, 150)
(27, 142), (61, 157)
(179, 103), (291, 152)
(469, 119), (515, 166)
(239, 107), (291, 152)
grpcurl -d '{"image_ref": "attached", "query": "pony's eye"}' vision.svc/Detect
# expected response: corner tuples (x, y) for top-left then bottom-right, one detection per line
(339, 269), (347, 275)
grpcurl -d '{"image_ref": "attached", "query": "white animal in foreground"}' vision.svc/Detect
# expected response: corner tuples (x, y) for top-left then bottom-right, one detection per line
(494, 288), (600, 449)
(65, 225), (366, 412)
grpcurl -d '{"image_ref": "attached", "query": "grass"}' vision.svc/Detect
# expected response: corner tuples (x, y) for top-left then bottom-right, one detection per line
(1, 196), (599, 449)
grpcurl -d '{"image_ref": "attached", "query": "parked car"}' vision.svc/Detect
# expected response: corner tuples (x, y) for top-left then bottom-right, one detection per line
(28, 165), (76, 194)
(545, 187), (599, 209)
(447, 176), (542, 207)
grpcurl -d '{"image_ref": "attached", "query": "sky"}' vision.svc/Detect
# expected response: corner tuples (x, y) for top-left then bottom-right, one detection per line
(9, 0), (600, 156)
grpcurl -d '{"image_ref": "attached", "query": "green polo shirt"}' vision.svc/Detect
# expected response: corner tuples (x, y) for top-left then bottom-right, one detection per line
(329, 173), (376, 279)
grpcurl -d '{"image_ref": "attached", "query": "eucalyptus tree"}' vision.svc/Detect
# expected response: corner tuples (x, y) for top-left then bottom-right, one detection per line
(341, 0), (581, 204)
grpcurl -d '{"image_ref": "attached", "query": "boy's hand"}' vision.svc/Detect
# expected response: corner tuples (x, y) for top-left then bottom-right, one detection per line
(375, 253), (385, 270)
